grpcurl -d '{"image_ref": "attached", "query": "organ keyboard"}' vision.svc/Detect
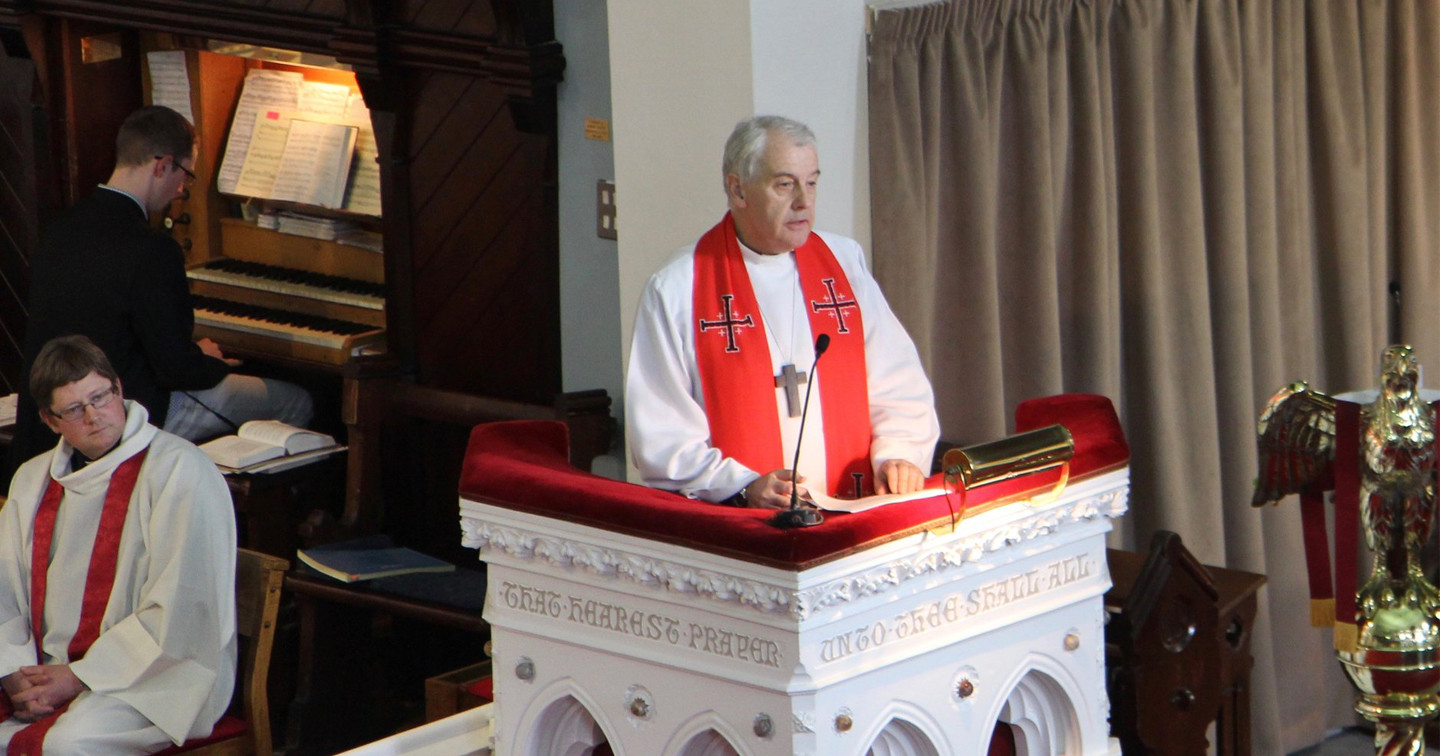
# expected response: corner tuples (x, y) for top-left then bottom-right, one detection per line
(188, 258), (384, 311)
(194, 295), (381, 347)
(188, 218), (386, 368)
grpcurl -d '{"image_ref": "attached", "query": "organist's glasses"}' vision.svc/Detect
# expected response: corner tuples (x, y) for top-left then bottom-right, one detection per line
(156, 155), (197, 186)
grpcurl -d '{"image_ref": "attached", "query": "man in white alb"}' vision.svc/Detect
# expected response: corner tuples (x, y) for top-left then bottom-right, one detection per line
(0, 335), (236, 753)
(627, 116), (940, 509)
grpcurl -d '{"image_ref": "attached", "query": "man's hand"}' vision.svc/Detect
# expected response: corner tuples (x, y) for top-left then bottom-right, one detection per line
(1, 670), (39, 722)
(197, 337), (243, 367)
(8, 665), (85, 720)
(741, 469), (810, 509)
(875, 459), (925, 495)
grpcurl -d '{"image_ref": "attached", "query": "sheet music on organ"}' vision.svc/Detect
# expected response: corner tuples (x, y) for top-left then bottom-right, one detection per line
(271, 119), (358, 208)
(296, 80), (351, 116)
(217, 69), (303, 194)
(145, 51), (194, 123)
(233, 110), (358, 209)
(342, 93), (382, 216)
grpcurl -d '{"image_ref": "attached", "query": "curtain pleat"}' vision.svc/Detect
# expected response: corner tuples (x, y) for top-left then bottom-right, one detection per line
(869, 0), (1440, 750)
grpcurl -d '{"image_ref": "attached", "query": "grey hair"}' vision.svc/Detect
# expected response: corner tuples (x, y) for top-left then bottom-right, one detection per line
(723, 116), (817, 189)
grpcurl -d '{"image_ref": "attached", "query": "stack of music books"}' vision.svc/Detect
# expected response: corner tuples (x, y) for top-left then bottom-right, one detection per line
(275, 211), (357, 241)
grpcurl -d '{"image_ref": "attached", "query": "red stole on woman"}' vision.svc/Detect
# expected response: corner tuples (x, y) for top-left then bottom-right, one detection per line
(692, 213), (873, 498)
(2, 448), (149, 752)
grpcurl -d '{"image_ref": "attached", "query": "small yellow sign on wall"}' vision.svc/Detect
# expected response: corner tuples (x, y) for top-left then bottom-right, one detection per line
(584, 118), (612, 142)
(81, 33), (125, 64)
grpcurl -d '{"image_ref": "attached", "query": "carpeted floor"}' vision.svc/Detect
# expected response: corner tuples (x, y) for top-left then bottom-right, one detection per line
(1288, 727), (1372, 755)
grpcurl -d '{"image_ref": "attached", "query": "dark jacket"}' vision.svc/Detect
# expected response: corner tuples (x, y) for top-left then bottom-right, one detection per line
(8, 188), (229, 473)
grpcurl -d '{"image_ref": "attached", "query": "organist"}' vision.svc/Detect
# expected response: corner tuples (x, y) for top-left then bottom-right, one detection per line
(8, 106), (313, 474)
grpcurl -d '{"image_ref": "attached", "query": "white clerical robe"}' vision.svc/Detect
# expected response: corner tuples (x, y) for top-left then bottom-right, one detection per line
(627, 230), (940, 501)
(0, 401), (237, 750)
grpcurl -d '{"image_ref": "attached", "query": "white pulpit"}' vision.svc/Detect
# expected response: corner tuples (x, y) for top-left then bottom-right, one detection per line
(343, 394), (1130, 756)
(465, 472), (1125, 756)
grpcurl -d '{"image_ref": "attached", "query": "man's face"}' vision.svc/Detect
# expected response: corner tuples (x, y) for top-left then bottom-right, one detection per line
(728, 136), (820, 255)
(42, 371), (125, 460)
(150, 150), (195, 215)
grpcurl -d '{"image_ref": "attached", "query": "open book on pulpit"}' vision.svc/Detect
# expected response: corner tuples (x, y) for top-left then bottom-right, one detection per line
(809, 487), (945, 513)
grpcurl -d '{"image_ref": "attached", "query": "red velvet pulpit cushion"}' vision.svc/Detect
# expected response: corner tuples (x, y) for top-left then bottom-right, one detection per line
(458, 394), (1128, 570)
(1014, 393), (1131, 479)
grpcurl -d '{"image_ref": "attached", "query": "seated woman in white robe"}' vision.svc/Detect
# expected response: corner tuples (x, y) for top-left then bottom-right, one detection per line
(0, 334), (236, 754)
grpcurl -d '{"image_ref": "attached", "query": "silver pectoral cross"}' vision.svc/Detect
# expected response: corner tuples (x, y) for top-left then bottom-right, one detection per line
(775, 363), (809, 417)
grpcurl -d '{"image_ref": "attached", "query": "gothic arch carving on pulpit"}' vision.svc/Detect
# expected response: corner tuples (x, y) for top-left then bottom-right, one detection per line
(673, 729), (741, 756)
(662, 713), (746, 756)
(855, 703), (945, 756)
(520, 684), (615, 756)
(993, 662), (1085, 756)
(863, 717), (941, 755)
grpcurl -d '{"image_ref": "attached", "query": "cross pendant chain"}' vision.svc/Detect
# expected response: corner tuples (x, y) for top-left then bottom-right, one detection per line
(775, 363), (809, 417)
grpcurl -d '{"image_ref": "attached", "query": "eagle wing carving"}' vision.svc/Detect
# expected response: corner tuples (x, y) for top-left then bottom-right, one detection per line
(1252, 381), (1338, 507)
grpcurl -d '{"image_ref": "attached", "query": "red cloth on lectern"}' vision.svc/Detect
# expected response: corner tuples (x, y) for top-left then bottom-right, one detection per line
(1284, 399), (1440, 652)
(459, 394), (1129, 569)
(1331, 400), (1361, 650)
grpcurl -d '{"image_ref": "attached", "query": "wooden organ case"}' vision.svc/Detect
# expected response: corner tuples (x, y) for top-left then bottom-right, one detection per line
(0, 1), (612, 555)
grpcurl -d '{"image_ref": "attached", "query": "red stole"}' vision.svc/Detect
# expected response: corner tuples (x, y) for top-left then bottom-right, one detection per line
(692, 213), (873, 498)
(3, 448), (149, 752)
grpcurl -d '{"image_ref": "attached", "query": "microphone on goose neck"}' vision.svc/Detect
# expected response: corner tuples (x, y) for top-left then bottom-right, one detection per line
(771, 333), (829, 529)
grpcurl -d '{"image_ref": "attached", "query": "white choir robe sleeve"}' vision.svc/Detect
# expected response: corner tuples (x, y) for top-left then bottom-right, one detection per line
(0, 471), (41, 679)
(627, 254), (760, 502)
(830, 234), (941, 475)
(68, 436), (237, 744)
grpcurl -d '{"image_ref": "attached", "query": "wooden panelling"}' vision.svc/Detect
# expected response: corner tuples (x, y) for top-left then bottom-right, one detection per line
(55, 20), (141, 202)
(0, 52), (38, 392)
(400, 66), (558, 398)
(397, 0), (497, 38)
(191, 0), (345, 21)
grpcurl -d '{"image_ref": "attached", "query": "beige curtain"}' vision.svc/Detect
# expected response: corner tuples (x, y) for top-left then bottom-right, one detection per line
(869, 0), (1440, 751)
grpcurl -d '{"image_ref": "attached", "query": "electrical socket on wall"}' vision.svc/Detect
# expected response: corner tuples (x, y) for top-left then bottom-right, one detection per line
(597, 180), (617, 240)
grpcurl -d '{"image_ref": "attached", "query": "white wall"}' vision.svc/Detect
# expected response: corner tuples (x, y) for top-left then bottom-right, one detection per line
(750, 1), (872, 253)
(556, 0), (624, 476)
(605, 3), (873, 371)
(608, 0), (755, 357)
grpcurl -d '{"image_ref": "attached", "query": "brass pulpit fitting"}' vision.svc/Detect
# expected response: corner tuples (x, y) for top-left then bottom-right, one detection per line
(942, 424), (1075, 506)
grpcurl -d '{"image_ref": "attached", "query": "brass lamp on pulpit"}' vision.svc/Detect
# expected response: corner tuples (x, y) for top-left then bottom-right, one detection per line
(943, 423), (1075, 518)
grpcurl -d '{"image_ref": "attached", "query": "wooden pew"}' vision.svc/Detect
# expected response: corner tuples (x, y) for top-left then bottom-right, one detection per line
(1105, 532), (1266, 756)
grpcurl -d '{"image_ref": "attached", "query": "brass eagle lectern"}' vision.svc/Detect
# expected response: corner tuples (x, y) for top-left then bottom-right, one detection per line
(1255, 345), (1440, 756)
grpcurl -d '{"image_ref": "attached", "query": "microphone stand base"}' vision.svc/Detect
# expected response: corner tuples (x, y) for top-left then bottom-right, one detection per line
(770, 506), (825, 529)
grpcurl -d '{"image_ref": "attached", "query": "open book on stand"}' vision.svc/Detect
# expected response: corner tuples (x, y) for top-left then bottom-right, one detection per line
(199, 420), (344, 474)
